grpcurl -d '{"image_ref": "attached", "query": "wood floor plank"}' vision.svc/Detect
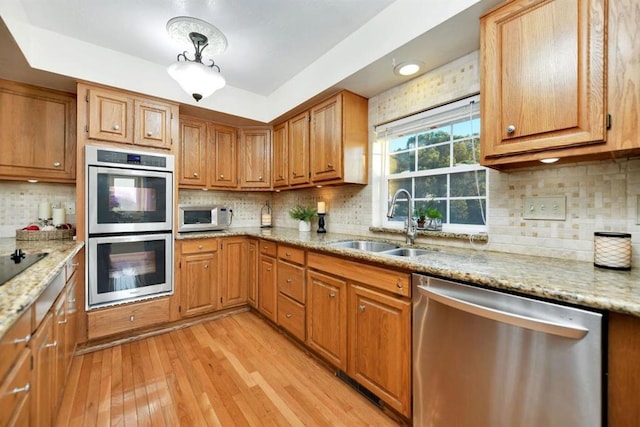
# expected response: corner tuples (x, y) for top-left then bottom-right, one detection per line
(56, 311), (401, 427)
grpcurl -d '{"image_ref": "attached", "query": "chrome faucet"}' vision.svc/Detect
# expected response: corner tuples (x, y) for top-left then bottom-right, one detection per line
(387, 188), (417, 245)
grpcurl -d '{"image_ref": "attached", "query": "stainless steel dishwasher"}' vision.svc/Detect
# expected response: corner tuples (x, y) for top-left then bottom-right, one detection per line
(413, 274), (603, 427)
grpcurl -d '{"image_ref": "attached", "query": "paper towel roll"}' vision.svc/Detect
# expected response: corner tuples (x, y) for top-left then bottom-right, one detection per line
(52, 208), (66, 226)
(38, 202), (51, 220)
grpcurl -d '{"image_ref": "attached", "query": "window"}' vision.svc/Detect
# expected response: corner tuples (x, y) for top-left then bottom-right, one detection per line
(375, 95), (486, 231)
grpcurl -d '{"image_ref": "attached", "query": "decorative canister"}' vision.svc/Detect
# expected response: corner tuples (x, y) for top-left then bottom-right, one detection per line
(594, 232), (632, 270)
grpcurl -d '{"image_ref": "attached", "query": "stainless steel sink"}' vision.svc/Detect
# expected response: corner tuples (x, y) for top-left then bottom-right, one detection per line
(329, 240), (400, 252)
(380, 247), (432, 257)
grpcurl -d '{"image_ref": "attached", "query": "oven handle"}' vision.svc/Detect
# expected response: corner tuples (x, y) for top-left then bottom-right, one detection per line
(419, 285), (589, 339)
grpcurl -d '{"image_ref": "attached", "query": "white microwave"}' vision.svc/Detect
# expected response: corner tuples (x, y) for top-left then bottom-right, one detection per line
(178, 204), (233, 232)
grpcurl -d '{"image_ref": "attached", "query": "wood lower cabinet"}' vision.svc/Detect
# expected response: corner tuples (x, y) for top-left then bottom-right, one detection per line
(239, 127), (271, 189)
(52, 290), (68, 410)
(220, 237), (248, 308)
(178, 239), (219, 317)
(608, 312), (640, 426)
(0, 78), (76, 183)
(31, 312), (55, 427)
(258, 241), (278, 322)
(348, 284), (411, 417)
(247, 239), (259, 308)
(0, 348), (31, 426)
(87, 298), (171, 339)
(306, 270), (348, 371)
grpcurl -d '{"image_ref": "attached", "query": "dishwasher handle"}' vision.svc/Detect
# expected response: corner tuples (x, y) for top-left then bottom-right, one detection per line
(420, 285), (589, 339)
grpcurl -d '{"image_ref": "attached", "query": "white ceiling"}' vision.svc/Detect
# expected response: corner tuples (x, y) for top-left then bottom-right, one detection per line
(0, 0), (502, 124)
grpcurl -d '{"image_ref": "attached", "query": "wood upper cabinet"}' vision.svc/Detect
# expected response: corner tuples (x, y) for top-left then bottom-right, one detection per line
(480, 0), (608, 167)
(306, 270), (348, 371)
(348, 284), (411, 417)
(179, 239), (219, 317)
(209, 123), (238, 188)
(0, 79), (76, 183)
(310, 91), (368, 184)
(178, 117), (208, 187)
(272, 122), (289, 188)
(239, 127), (272, 189)
(289, 111), (311, 186)
(83, 83), (176, 150)
(220, 237), (248, 308)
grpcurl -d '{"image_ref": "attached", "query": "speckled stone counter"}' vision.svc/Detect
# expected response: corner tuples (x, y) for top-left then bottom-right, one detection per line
(178, 227), (640, 316)
(0, 238), (84, 340)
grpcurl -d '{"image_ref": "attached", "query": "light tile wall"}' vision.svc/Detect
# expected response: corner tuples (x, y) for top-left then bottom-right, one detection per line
(0, 182), (76, 237)
(179, 190), (271, 228)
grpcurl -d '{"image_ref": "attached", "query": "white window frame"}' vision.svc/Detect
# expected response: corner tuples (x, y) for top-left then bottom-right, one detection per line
(374, 94), (487, 234)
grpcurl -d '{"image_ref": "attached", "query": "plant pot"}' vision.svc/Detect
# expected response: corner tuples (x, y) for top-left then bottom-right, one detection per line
(426, 218), (442, 231)
(298, 220), (311, 232)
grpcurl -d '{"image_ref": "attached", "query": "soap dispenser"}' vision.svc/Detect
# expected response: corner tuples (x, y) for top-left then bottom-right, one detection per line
(260, 201), (272, 228)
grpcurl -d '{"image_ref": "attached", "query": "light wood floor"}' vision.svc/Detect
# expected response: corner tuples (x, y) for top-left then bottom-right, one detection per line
(56, 311), (400, 426)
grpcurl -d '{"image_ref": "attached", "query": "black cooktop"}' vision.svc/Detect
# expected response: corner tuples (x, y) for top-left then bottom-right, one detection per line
(0, 250), (49, 287)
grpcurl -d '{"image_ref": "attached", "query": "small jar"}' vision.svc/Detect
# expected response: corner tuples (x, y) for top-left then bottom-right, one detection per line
(594, 232), (632, 270)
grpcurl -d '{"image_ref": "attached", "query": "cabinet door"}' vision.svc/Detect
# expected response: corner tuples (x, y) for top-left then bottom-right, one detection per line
(53, 291), (68, 411)
(239, 128), (271, 188)
(258, 255), (277, 322)
(272, 122), (289, 187)
(220, 238), (248, 308)
(247, 240), (259, 308)
(180, 252), (218, 317)
(306, 270), (347, 371)
(179, 118), (208, 187)
(289, 111), (311, 185)
(310, 95), (342, 182)
(0, 79), (76, 182)
(65, 275), (78, 378)
(87, 87), (134, 144)
(480, 0), (606, 163)
(209, 124), (238, 188)
(0, 348), (31, 427)
(134, 100), (173, 149)
(30, 312), (55, 427)
(348, 284), (411, 417)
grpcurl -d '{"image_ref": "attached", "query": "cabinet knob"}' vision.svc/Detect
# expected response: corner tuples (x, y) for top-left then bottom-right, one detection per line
(220, 174), (224, 179)
(292, 171), (297, 177)
(358, 304), (366, 312)
(13, 334), (31, 344)
(193, 172), (199, 177)
(53, 162), (61, 168)
(10, 383), (30, 395)
(146, 131), (153, 137)
(327, 163), (333, 169)
(45, 341), (58, 348)
(278, 174), (283, 179)
(285, 252), (291, 257)
(286, 278), (292, 284)
(506, 124), (516, 134)
(113, 124), (120, 131)
(266, 267), (272, 272)
(58, 319), (68, 325)
(198, 245), (204, 250)
(396, 280), (404, 290)
(329, 292), (336, 298)
(129, 315), (135, 322)
(285, 313), (293, 319)
(204, 264), (209, 269)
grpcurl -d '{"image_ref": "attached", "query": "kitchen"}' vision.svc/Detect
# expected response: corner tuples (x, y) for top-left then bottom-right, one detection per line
(0, 0), (639, 426)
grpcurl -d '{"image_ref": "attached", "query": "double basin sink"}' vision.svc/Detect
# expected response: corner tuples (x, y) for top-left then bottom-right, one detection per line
(328, 240), (431, 257)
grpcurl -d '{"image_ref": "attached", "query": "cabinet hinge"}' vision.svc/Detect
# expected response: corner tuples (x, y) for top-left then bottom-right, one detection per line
(178, 305), (181, 313)
(220, 297), (223, 304)
(308, 115), (312, 123)
(606, 114), (612, 130)
(85, 125), (89, 133)
(179, 261), (181, 269)
(85, 94), (89, 102)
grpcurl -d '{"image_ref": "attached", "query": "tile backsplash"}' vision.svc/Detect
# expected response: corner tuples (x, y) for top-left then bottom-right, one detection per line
(0, 182), (76, 238)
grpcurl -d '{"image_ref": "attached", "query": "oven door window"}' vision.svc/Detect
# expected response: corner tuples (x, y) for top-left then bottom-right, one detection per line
(97, 173), (167, 224)
(88, 234), (173, 307)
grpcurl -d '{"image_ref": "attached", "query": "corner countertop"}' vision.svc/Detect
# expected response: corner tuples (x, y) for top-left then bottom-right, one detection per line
(179, 228), (640, 316)
(0, 238), (84, 340)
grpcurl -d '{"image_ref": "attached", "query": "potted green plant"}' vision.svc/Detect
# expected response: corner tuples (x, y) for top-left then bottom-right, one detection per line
(288, 205), (317, 231)
(414, 206), (429, 228)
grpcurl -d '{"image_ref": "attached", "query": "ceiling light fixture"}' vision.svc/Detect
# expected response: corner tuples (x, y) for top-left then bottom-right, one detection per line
(166, 17), (227, 102)
(393, 59), (423, 77)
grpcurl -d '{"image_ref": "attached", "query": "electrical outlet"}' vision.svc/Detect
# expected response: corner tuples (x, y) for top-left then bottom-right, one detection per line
(523, 196), (566, 220)
(64, 202), (76, 215)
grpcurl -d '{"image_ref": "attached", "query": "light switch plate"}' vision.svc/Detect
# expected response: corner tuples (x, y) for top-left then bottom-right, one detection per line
(523, 196), (566, 220)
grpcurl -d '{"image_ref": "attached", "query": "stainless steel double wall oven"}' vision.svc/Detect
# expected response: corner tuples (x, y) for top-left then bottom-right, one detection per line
(85, 146), (174, 308)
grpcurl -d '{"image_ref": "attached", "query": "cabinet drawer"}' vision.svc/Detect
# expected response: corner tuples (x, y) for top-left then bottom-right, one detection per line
(181, 239), (218, 254)
(277, 245), (305, 265)
(33, 270), (65, 327)
(277, 294), (305, 342)
(260, 240), (277, 257)
(0, 308), (32, 383)
(0, 348), (30, 427)
(87, 297), (170, 340)
(65, 255), (79, 282)
(278, 261), (305, 303)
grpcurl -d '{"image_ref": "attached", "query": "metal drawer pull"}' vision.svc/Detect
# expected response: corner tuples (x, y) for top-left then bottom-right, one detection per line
(53, 162), (61, 167)
(327, 163), (333, 168)
(146, 131), (153, 137)
(258, 176), (263, 181)
(45, 341), (58, 348)
(198, 245), (204, 249)
(286, 279), (292, 284)
(13, 334), (31, 344)
(329, 292), (336, 298)
(11, 383), (30, 395)
(58, 319), (68, 325)
(396, 281), (404, 289)
(359, 305), (366, 312)
(220, 174), (224, 179)
(193, 172), (199, 177)
(266, 267), (272, 272)
(285, 252), (291, 257)
(71, 263), (79, 267)
(204, 264), (209, 269)
(285, 313), (293, 319)
(130, 315), (135, 322)
(506, 124), (516, 134)
(68, 298), (76, 304)
(113, 124), (120, 131)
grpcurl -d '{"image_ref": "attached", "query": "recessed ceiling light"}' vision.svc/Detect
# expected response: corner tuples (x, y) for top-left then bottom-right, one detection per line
(394, 61), (423, 76)
(540, 158), (560, 164)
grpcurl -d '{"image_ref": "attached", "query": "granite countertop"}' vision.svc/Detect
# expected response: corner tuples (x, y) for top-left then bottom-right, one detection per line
(179, 227), (640, 316)
(0, 238), (84, 340)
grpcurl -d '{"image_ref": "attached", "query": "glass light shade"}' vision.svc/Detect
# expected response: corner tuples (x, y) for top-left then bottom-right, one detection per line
(167, 61), (226, 101)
